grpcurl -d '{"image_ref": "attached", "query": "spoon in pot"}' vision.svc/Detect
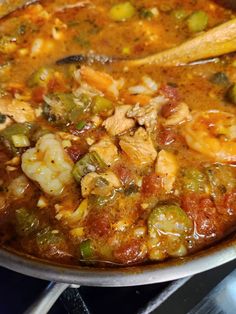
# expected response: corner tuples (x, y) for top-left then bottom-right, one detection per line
(57, 18), (236, 67)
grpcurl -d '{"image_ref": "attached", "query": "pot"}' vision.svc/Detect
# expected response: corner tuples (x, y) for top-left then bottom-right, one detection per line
(0, 233), (235, 287)
(1, 233), (235, 313)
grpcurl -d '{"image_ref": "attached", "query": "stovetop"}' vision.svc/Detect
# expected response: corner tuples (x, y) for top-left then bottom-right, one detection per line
(1, 259), (235, 314)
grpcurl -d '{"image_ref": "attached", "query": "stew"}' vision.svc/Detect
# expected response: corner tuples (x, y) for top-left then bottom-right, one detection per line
(0, 0), (236, 266)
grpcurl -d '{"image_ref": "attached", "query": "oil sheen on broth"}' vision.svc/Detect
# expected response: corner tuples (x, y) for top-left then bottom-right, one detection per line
(0, 0), (235, 266)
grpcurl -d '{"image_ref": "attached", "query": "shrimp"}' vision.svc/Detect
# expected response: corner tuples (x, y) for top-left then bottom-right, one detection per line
(182, 111), (236, 163)
(22, 134), (74, 196)
(76, 66), (124, 99)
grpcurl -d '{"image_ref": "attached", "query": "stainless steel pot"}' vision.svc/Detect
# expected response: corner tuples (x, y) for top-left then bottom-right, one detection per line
(0, 233), (235, 287)
(0, 233), (235, 313)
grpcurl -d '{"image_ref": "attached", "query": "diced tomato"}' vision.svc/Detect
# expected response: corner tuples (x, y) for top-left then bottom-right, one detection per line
(160, 102), (178, 119)
(113, 164), (133, 186)
(66, 142), (88, 163)
(32, 87), (46, 103)
(160, 84), (180, 102)
(86, 211), (111, 238)
(216, 190), (236, 217)
(158, 127), (177, 146)
(181, 193), (219, 237)
(141, 173), (161, 196)
(114, 239), (145, 264)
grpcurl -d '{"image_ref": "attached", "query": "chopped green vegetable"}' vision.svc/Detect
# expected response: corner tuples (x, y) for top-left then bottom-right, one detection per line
(205, 164), (236, 196)
(28, 67), (54, 87)
(139, 8), (154, 20)
(80, 239), (93, 259)
(72, 152), (106, 183)
(43, 93), (86, 123)
(76, 120), (86, 130)
(15, 208), (39, 236)
(124, 183), (139, 196)
(210, 72), (229, 85)
(187, 11), (208, 33)
(92, 96), (113, 114)
(171, 9), (188, 20)
(88, 191), (116, 208)
(182, 168), (207, 193)
(36, 227), (67, 254)
(148, 204), (192, 237)
(0, 113), (6, 124)
(11, 134), (30, 148)
(109, 2), (136, 21)
(122, 46), (131, 55)
(225, 83), (236, 105)
(0, 123), (33, 152)
(0, 36), (17, 54)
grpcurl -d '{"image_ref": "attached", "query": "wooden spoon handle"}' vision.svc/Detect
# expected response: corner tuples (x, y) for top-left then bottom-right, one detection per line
(127, 18), (236, 66)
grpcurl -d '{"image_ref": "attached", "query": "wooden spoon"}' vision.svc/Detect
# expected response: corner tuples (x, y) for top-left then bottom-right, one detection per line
(126, 18), (236, 66)
(0, 0), (38, 19)
(57, 18), (236, 67)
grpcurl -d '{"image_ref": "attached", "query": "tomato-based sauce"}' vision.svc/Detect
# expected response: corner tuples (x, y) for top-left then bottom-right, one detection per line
(0, 0), (235, 266)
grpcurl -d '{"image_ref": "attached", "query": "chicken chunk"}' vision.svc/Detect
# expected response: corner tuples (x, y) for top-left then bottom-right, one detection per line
(119, 128), (157, 166)
(127, 96), (167, 131)
(0, 98), (36, 123)
(103, 105), (135, 136)
(155, 150), (178, 193)
(22, 134), (74, 196)
(81, 171), (121, 197)
(164, 102), (191, 126)
(89, 136), (118, 166)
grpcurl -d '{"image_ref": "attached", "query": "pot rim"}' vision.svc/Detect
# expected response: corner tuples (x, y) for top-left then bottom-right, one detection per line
(0, 235), (235, 287)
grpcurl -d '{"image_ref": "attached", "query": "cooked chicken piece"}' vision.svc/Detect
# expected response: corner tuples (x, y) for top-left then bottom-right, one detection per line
(155, 150), (178, 193)
(127, 96), (168, 131)
(164, 102), (191, 126)
(119, 128), (157, 166)
(89, 136), (119, 166)
(103, 105), (135, 136)
(0, 98), (36, 123)
(81, 171), (121, 197)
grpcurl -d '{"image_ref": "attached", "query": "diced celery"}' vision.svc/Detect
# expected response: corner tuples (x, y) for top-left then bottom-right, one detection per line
(187, 11), (208, 32)
(210, 72), (229, 86)
(226, 84), (236, 105)
(171, 9), (188, 20)
(36, 227), (63, 246)
(182, 168), (207, 193)
(122, 46), (131, 55)
(28, 67), (54, 87)
(57, 93), (77, 111)
(15, 208), (39, 236)
(76, 120), (86, 130)
(92, 96), (113, 114)
(109, 2), (136, 21)
(72, 151), (106, 183)
(205, 164), (236, 196)
(139, 8), (154, 20)
(11, 134), (30, 148)
(0, 123), (33, 151)
(148, 204), (192, 236)
(80, 239), (93, 259)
